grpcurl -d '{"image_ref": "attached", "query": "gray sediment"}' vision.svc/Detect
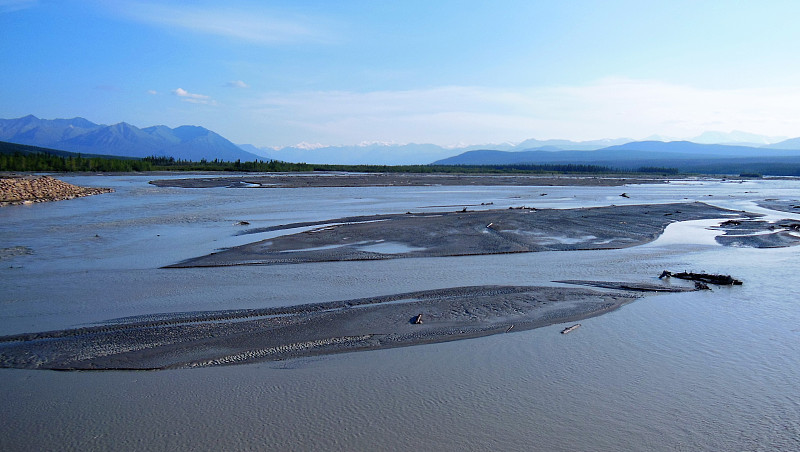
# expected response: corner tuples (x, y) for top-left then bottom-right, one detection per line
(0, 284), (669, 371)
(712, 218), (800, 248)
(166, 202), (754, 268)
(148, 173), (670, 189)
(757, 199), (800, 214)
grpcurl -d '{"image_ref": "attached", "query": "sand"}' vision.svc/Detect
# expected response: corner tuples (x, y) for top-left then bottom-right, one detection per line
(167, 202), (756, 268)
(4, 181), (787, 371)
(0, 200), (763, 371)
(0, 283), (699, 370)
(757, 199), (800, 214)
(712, 218), (800, 248)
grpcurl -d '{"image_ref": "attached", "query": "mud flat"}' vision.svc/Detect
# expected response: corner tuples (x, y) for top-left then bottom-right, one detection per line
(712, 218), (800, 248)
(757, 199), (800, 214)
(149, 172), (670, 189)
(0, 175), (113, 206)
(167, 202), (754, 268)
(0, 283), (697, 371)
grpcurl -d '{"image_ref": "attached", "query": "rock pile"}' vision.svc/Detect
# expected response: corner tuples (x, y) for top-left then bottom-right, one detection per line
(0, 175), (113, 206)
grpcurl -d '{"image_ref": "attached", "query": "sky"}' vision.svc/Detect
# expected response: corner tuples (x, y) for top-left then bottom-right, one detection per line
(2, 0), (800, 148)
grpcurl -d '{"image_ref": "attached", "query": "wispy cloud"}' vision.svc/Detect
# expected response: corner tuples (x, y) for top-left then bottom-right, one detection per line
(147, 89), (158, 95)
(173, 87), (214, 105)
(244, 78), (800, 145)
(226, 80), (249, 89)
(108, 1), (333, 45)
(0, 0), (37, 13)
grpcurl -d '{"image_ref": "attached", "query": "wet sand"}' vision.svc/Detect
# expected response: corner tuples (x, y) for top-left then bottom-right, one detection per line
(0, 283), (695, 371)
(168, 202), (754, 268)
(757, 199), (800, 214)
(2, 194), (784, 371)
(149, 172), (670, 189)
(712, 218), (800, 248)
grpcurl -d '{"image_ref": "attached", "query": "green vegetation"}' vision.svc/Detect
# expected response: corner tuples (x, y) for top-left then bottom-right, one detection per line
(1, 152), (154, 172)
(637, 166), (680, 174)
(4, 139), (800, 177)
(1, 150), (681, 175)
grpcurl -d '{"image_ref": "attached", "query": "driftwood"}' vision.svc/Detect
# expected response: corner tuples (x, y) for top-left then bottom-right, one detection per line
(561, 324), (581, 334)
(659, 270), (742, 285)
(694, 281), (711, 290)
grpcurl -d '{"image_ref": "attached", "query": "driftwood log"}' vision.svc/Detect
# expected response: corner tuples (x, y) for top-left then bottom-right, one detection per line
(659, 270), (742, 285)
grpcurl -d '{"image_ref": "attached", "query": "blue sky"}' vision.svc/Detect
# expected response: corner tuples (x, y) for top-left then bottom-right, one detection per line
(2, 0), (800, 147)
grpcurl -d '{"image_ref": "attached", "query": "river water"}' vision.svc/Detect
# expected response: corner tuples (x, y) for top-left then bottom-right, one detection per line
(1, 175), (798, 451)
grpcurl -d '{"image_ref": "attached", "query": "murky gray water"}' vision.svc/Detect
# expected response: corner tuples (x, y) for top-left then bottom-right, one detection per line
(1, 175), (799, 451)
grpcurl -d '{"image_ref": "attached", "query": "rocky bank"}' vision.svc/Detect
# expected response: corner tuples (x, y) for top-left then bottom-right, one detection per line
(0, 175), (113, 206)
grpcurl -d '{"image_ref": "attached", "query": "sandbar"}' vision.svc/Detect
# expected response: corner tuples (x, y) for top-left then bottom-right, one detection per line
(167, 202), (755, 268)
(712, 218), (800, 248)
(0, 283), (695, 371)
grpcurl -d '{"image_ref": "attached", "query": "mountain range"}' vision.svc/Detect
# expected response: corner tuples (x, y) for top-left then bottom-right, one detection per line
(0, 115), (259, 161)
(240, 133), (800, 165)
(2, 115), (800, 167)
(430, 141), (800, 178)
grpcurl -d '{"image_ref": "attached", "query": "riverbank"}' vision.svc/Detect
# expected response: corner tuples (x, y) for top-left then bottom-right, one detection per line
(0, 174), (113, 206)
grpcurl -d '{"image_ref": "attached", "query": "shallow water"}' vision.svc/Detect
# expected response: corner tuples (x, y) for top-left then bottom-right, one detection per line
(1, 175), (799, 451)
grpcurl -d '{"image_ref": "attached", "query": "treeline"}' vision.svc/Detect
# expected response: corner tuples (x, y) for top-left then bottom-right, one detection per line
(142, 156), (315, 172)
(0, 152), (154, 172)
(142, 157), (680, 175)
(1, 151), (681, 175)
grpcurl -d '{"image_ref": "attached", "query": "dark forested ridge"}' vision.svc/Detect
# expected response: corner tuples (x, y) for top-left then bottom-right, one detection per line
(1, 141), (681, 175)
(4, 139), (799, 177)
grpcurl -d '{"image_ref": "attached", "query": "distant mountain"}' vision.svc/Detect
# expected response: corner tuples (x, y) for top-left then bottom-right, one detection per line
(237, 143), (273, 159)
(0, 115), (260, 161)
(434, 147), (697, 166)
(239, 142), (457, 165)
(8, 115), (798, 165)
(761, 137), (800, 150)
(236, 137), (636, 165)
(0, 140), (135, 159)
(598, 140), (796, 157)
(511, 137), (633, 151)
(690, 130), (788, 146)
(433, 141), (800, 166)
(0, 115), (100, 147)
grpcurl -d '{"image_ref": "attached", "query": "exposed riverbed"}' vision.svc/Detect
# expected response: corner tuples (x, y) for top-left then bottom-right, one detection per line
(1, 174), (798, 451)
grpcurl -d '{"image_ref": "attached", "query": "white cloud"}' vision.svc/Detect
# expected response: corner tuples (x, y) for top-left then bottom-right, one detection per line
(226, 80), (249, 89)
(147, 89), (158, 95)
(108, 1), (332, 45)
(243, 79), (800, 145)
(173, 87), (214, 104)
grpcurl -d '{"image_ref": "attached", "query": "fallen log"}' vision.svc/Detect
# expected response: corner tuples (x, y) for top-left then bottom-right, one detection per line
(659, 270), (742, 285)
(561, 324), (581, 334)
